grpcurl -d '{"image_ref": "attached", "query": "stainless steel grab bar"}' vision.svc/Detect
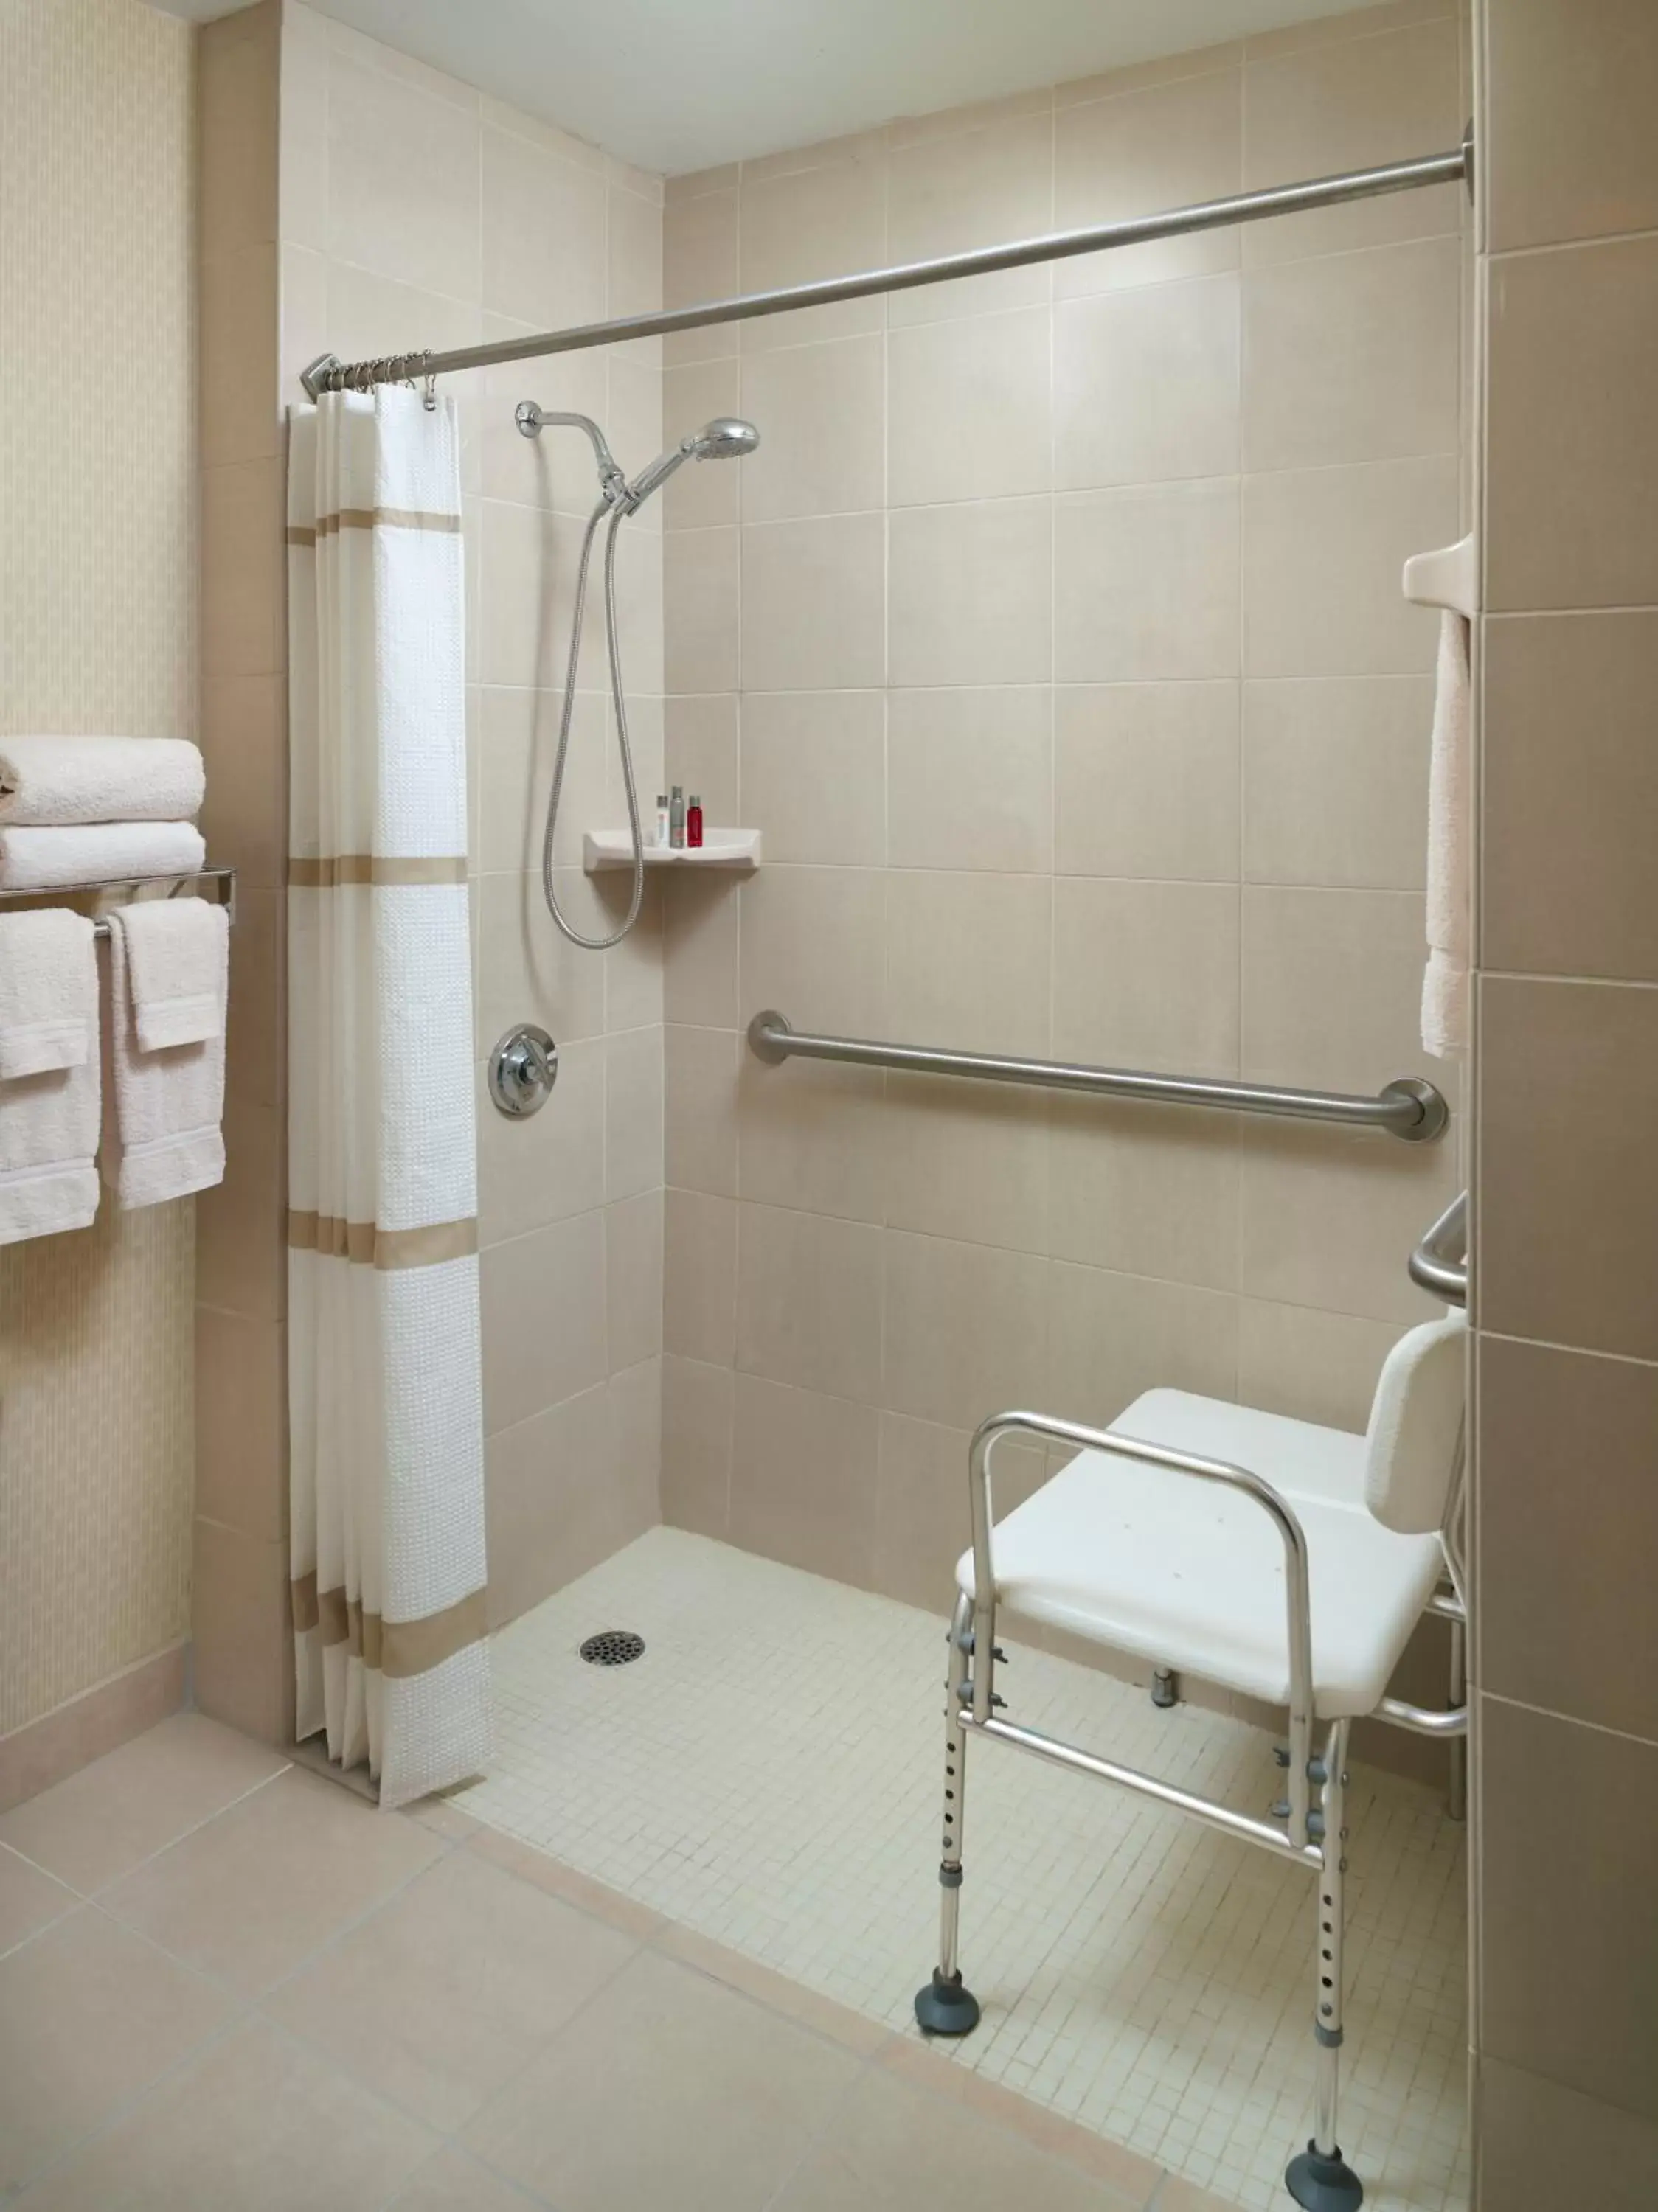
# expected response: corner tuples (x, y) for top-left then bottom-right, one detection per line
(1409, 1190), (1468, 1305)
(746, 1011), (1449, 1143)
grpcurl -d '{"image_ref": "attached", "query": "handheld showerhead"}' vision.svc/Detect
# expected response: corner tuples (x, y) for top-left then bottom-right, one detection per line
(622, 417), (760, 510)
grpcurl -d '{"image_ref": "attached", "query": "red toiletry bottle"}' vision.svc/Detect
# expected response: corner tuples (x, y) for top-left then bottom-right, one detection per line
(687, 794), (704, 849)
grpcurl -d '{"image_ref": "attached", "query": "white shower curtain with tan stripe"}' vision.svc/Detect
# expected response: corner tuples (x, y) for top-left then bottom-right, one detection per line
(286, 386), (490, 1807)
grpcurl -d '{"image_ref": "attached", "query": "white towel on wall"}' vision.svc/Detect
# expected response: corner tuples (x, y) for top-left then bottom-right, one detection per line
(0, 735), (204, 826)
(0, 910), (100, 1245)
(0, 819), (206, 893)
(100, 904), (227, 1209)
(117, 896), (229, 1051)
(1421, 611), (1471, 1060)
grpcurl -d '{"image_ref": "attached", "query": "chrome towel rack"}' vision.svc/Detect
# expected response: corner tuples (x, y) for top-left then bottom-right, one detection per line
(746, 1011), (1449, 1144)
(0, 867), (237, 940)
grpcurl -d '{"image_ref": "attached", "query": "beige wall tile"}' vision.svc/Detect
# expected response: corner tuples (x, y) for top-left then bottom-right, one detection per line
(1055, 276), (1240, 490)
(1477, 2053), (1658, 2212)
(1236, 1297), (1403, 1431)
(663, 188), (738, 364)
(480, 1211), (608, 1434)
(738, 154), (887, 352)
(1239, 1121), (1454, 1324)
(663, 362), (745, 526)
(197, 1099), (284, 1321)
(887, 688), (1051, 874)
(328, 53), (481, 301)
(738, 866), (886, 1037)
(740, 692), (886, 865)
(660, 1354), (733, 1537)
(665, 694), (740, 821)
(1478, 1694), (1658, 2124)
(873, 1413), (1022, 1614)
(484, 1382), (608, 1627)
(223, 886), (283, 1111)
(1054, 68), (1243, 297)
(735, 1202), (884, 1402)
(1244, 675), (1432, 891)
(1243, 456), (1457, 676)
(885, 869), (1052, 1057)
(1055, 480), (1241, 681)
(1048, 1102), (1240, 1291)
(728, 1375), (880, 1584)
(664, 1188), (738, 1367)
(1241, 18), (1464, 264)
(1047, 1261), (1240, 1427)
(200, 6), (279, 262)
(737, 1054), (887, 1225)
(666, 1024), (740, 1195)
(886, 111), (1055, 327)
(1478, 977), (1658, 1363)
(201, 460), (284, 680)
(881, 1230), (1049, 1431)
(665, 526), (740, 693)
(190, 1520), (292, 1745)
(1486, 236), (1658, 613)
(476, 871), (607, 1051)
(277, 5), (328, 254)
(201, 244), (280, 467)
(1052, 879), (1241, 1076)
(1485, 0), (1658, 253)
(1054, 681), (1240, 880)
(476, 1037), (605, 1240)
(1243, 884), (1429, 1093)
(888, 498), (1052, 687)
(201, 674), (288, 893)
(887, 310), (1052, 505)
(1243, 236), (1462, 470)
(606, 1026), (665, 1201)
(1482, 613), (1658, 984)
(664, 874), (740, 1029)
(738, 338), (885, 521)
(1477, 1333), (1658, 1742)
(477, 688), (605, 876)
(740, 515), (885, 690)
(607, 1191), (664, 1372)
(480, 338), (608, 511)
(884, 1077), (1050, 1254)
(607, 183), (662, 321)
(195, 1307), (286, 1542)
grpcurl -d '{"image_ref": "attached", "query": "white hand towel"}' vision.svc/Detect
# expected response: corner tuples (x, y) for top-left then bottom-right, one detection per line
(101, 904), (227, 1209)
(1421, 611), (1471, 1060)
(0, 820), (206, 893)
(0, 736), (204, 827)
(116, 897), (229, 1051)
(0, 911), (100, 1244)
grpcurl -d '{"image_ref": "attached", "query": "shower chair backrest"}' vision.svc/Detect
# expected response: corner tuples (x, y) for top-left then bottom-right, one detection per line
(1362, 1309), (1468, 1535)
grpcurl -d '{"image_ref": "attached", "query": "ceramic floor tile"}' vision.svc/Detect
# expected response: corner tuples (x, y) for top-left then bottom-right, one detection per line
(100, 1767), (445, 1997)
(13, 2017), (437, 2212)
(265, 1845), (640, 2131)
(0, 1713), (289, 1895)
(0, 1842), (77, 1957)
(462, 1946), (861, 2212)
(457, 1527), (1469, 2212)
(386, 2143), (551, 2210)
(0, 1906), (232, 2194)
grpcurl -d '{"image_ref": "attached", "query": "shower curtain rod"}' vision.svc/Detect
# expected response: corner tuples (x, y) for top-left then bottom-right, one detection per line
(301, 133), (1471, 397)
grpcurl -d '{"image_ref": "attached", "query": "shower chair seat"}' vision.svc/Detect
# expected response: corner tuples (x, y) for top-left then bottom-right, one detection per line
(916, 1313), (1468, 2212)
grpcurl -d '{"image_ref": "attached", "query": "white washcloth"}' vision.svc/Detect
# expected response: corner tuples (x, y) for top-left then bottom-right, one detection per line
(0, 909), (97, 1078)
(101, 905), (227, 1208)
(0, 911), (100, 1243)
(116, 897), (229, 1051)
(0, 820), (206, 893)
(1421, 611), (1471, 1060)
(0, 735), (204, 827)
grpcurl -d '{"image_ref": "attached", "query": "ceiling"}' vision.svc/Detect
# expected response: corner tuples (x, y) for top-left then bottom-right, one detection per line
(158, 0), (1380, 175)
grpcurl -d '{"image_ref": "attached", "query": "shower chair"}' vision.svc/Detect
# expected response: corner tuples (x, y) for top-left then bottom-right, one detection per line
(915, 1310), (1468, 2212)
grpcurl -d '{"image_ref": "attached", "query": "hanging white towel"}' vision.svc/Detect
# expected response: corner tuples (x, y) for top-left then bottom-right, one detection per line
(0, 911), (100, 1244)
(0, 735), (204, 826)
(117, 896), (229, 1051)
(0, 820), (206, 893)
(1421, 611), (1471, 1060)
(100, 902), (227, 1208)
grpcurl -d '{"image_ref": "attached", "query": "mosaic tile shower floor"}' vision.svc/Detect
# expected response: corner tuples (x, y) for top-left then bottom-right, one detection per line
(457, 1526), (1468, 2212)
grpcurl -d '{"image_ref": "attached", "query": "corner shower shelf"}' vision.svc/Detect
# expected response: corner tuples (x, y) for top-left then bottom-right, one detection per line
(583, 828), (760, 874)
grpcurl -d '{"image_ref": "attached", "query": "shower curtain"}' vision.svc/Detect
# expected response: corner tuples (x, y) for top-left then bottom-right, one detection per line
(285, 386), (490, 1807)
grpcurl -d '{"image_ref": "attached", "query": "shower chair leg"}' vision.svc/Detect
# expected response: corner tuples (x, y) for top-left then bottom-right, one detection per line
(1446, 1616), (1467, 1823)
(1286, 1720), (1364, 2211)
(914, 1590), (982, 2036)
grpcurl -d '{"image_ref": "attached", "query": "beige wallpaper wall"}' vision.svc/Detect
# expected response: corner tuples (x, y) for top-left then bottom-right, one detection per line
(657, 0), (1468, 1618)
(0, 0), (197, 1740)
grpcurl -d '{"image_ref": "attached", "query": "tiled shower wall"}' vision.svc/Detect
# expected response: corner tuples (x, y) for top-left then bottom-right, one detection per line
(0, 0), (196, 1786)
(657, 0), (1469, 1614)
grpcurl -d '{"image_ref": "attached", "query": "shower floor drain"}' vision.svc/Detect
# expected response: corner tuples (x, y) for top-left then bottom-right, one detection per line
(579, 1629), (645, 1666)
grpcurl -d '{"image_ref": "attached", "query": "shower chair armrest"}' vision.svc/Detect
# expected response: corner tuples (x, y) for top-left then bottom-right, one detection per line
(965, 1408), (1320, 1846)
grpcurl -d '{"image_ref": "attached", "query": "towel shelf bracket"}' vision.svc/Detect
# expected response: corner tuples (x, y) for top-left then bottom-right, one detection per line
(0, 867), (237, 939)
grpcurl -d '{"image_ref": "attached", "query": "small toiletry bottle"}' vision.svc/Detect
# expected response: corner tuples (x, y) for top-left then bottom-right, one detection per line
(687, 794), (704, 849)
(669, 785), (686, 849)
(653, 794), (670, 848)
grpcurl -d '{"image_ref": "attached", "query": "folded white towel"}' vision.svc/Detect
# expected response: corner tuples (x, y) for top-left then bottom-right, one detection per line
(0, 911), (100, 1245)
(1421, 611), (1471, 1060)
(101, 904), (228, 1209)
(0, 735), (204, 827)
(0, 820), (206, 893)
(116, 897), (229, 1051)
